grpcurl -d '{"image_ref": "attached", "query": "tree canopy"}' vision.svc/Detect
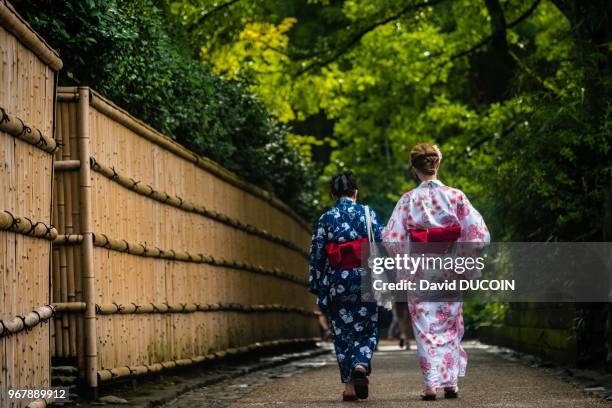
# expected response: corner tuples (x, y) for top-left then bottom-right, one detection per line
(13, 0), (319, 218)
(169, 0), (611, 241)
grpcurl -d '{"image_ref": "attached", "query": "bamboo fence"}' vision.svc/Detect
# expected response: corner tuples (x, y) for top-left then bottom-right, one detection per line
(52, 87), (318, 393)
(0, 1), (62, 407)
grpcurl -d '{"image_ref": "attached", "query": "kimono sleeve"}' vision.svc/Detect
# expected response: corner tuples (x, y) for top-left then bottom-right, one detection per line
(382, 195), (411, 258)
(382, 194), (410, 243)
(456, 192), (490, 245)
(308, 215), (329, 296)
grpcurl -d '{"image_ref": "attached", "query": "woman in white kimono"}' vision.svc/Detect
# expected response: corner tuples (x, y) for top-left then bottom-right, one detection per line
(382, 143), (489, 401)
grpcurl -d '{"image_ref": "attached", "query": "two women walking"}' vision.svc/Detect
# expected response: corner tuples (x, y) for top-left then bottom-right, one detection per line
(308, 142), (490, 401)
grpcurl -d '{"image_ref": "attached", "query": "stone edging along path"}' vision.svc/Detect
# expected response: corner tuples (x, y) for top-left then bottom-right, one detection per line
(480, 343), (612, 402)
(77, 346), (332, 407)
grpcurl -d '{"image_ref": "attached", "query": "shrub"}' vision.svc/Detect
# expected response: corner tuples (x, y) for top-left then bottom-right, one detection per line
(13, 0), (318, 220)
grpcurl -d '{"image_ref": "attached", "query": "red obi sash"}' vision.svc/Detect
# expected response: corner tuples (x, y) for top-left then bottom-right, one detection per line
(325, 237), (368, 270)
(409, 225), (461, 253)
(408, 225), (461, 242)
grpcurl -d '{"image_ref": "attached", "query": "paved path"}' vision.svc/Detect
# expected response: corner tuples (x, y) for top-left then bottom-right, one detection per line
(163, 341), (611, 407)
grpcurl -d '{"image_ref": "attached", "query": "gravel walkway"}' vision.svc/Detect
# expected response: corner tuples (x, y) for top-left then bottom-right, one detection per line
(162, 341), (611, 407)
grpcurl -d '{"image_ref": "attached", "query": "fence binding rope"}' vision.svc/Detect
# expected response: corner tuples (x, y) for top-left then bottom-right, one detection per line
(88, 156), (309, 259)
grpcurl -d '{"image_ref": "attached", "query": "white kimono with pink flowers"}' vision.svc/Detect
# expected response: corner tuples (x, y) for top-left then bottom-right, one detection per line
(382, 180), (490, 389)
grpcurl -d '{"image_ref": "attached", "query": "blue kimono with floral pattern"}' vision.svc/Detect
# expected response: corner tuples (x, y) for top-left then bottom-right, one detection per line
(308, 197), (383, 383)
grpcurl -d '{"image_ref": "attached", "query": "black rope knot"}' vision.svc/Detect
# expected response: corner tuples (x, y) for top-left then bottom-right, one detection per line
(19, 217), (35, 234)
(112, 301), (124, 313)
(26, 220), (39, 235)
(34, 129), (47, 147)
(16, 315), (30, 332)
(0, 107), (9, 125)
(110, 166), (119, 181)
(101, 234), (112, 249)
(46, 304), (55, 318)
(31, 309), (42, 323)
(131, 302), (140, 312)
(16, 117), (31, 138)
(43, 223), (53, 237)
(3, 210), (17, 229)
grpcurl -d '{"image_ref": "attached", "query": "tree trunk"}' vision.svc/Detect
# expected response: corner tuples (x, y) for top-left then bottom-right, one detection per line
(550, 0), (612, 119)
(469, 0), (516, 103)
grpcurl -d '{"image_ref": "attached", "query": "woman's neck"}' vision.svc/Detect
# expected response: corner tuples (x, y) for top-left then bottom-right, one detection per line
(420, 174), (437, 182)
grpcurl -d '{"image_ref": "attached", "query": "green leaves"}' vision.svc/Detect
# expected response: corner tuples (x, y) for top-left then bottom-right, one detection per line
(20, 0), (611, 230)
(14, 0), (319, 219)
(172, 0), (610, 240)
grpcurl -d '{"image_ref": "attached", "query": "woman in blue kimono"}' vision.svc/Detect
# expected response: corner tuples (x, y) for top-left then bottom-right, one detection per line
(308, 172), (383, 401)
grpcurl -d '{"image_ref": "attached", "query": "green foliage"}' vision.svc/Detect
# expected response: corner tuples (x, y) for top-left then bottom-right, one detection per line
(13, 0), (319, 218)
(170, 0), (611, 240)
(463, 302), (508, 335)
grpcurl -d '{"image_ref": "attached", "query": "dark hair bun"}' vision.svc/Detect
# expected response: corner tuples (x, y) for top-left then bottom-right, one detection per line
(330, 171), (358, 198)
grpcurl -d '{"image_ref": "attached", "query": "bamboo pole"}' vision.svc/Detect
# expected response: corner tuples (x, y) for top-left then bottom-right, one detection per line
(62, 115), (77, 357)
(77, 87), (98, 394)
(53, 234), (83, 244)
(0, 1), (62, 71)
(51, 218), (62, 356)
(59, 87), (312, 233)
(70, 109), (85, 375)
(0, 305), (55, 336)
(56, 160), (70, 356)
(53, 302), (86, 312)
(88, 157), (308, 258)
(26, 399), (52, 408)
(0, 211), (58, 240)
(52, 117), (63, 359)
(96, 337), (319, 382)
(0, 106), (58, 153)
(86, 232), (308, 287)
(54, 160), (80, 171)
(89, 302), (314, 316)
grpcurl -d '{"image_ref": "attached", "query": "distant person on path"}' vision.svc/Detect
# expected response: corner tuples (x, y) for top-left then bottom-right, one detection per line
(383, 143), (490, 401)
(308, 172), (383, 401)
(387, 302), (412, 349)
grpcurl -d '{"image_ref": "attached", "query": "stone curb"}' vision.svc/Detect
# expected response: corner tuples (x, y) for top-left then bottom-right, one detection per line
(77, 346), (331, 407)
(481, 343), (612, 402)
